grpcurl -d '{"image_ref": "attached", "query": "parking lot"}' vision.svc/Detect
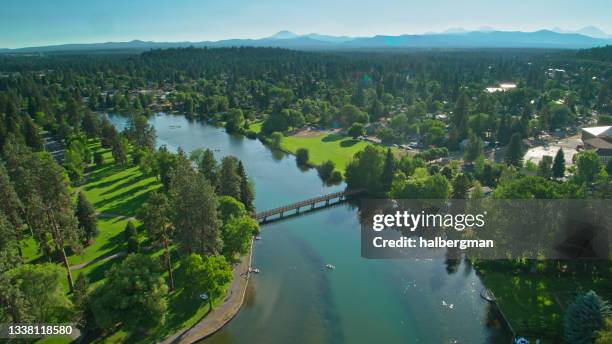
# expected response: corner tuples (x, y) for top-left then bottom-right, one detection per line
(524, 135), (581, 165)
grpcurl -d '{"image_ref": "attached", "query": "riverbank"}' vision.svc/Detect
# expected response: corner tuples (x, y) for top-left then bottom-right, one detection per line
(160, 240), (254, 344)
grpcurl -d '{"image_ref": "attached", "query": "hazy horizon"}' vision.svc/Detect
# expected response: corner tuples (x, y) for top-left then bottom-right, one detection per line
(2, 0), (611, 49)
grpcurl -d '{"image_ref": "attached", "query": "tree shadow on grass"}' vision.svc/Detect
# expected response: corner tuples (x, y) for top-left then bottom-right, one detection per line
(94, 180), (158, 213)
(84, 254), (127, 284)
(100, 173), (149, 197)
(103, 186), (158, 216)
(321, 134), (344, 142)
(340, 139), (359, 147)
(85, 166), (132, 191)
(98, 230), (127, 253)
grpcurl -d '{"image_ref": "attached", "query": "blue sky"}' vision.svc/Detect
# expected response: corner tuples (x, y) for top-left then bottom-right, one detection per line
(1, 0), (611, 48)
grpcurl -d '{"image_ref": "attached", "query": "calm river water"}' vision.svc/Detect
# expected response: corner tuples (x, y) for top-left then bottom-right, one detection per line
(108, 113), (509, 344)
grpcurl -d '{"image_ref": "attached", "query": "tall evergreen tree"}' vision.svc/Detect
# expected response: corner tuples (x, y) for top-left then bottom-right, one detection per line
(464, 133), (484, 163)
(33, 154), (81, 291)
(552, 148), (566, 179)
(111, 136), (128, 167)
(124, 221), (139, 254)
(537, 156), (553, 179)
(169, 157), (221, 256)
(0, 163), (24, 256)
(380, 148), (396, 193)
(451, 173), (471, 199)
(237, 161), (254, 212)
(451, 90), (470, 137)
(564, 291), (611, 344)
(22, 116), (43, 152)
(75, 192), (98, 244)
(504, 133), (524, 168)
(138, 191), (174, 291)
(218, 156), (241, 200)
(191, 148), (218, 187)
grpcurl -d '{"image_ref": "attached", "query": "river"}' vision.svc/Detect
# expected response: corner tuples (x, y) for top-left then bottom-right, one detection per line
(108, 113), (510, 344)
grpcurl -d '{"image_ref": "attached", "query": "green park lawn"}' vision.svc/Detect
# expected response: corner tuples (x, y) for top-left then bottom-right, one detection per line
(248, 121), (263, 133)
(81, 144), (160, 216)
(22, 139), (227, 343)
(281, 133), (369, 172)
(67, 217), (131, 267)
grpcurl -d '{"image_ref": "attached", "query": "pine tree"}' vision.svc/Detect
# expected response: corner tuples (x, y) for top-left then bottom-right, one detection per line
(138, 191), (174, 290)
(169, 157), (221, 256)
(452, 90), (470, 136)
(380, 148), (395, 193)
(537, 156), (553, 179)
(237, 161), (255, 212)
(564, 291), (611, 344)
(124, 221), (139, 254)
(22, 116), (43, 151)
(464, 133), (484, 163)
(218, 156), (241, 199)
(0, 163), (24, 256)
(451, 173), (471, 199)
(75, 192), (98, 244)
(552, 148), (566, 179)
(504, 133), (524, 168)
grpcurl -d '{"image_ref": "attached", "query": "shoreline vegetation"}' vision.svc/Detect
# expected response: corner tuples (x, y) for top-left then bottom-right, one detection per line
(16, 128), (258, 343)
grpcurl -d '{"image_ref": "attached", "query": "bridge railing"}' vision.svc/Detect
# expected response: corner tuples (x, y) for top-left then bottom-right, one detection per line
(254, 188), (363, 220)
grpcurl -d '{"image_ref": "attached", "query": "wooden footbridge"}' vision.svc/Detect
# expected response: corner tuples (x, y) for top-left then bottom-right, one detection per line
(254, 188), (364, 224)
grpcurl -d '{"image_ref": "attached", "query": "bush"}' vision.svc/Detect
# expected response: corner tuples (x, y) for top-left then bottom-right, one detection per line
(269, 132), (283, 149)
(132, 149), (145, 165)
(296, 148), (309, 165)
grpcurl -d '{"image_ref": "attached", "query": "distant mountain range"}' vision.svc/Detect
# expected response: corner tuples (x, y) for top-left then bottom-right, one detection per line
(2, 28), (611, 53)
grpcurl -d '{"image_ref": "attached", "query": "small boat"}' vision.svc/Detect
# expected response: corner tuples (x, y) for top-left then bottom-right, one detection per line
(249, 267), (260, 274)
(255, 236), (262, 241)
(481, 288), (496, 302)
(325, 264), (336, 270)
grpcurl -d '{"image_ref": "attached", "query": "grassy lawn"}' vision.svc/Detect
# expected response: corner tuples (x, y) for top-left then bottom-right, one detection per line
(248, 121), (263, 133)
(281, 133), (370, 172)
(21, 236), (43, 263)
(81, 147), (160, 216)
(477, 262), (612, 342)
(67, 217), (131, 266)
(23, 138), (237, 344)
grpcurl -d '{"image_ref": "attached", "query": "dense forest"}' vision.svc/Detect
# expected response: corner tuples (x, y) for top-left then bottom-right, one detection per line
(0, 46), (611, 342)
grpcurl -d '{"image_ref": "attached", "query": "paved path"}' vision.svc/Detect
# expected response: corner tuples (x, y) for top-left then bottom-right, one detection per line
(160, 241), (254, 344)
(96, 211), (136, 221)
(69, 213), (134, 270)
(70, 251), (127, 270)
